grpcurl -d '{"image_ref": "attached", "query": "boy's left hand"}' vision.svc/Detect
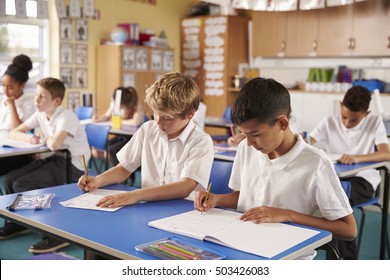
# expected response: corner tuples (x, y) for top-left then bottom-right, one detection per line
(338, 154), (358, 164)
(96, 192), (138, 208)
(240, 206), (291, 224)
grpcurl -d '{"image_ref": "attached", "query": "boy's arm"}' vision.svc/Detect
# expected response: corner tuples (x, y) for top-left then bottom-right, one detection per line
(241, 206), (357, 240)
(78, 164), (132, 192)
(9, 123), (36, 143)
(46, 130), (68, 150)
(340, 143), (390, 164)
(96, 178), (197, 208)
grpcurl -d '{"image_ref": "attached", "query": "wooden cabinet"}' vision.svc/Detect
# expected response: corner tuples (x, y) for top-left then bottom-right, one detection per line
(180, 16), (248, 123)
(252, 12), (287, 57)
(252, 0), (390, 57)
(96, 45), (174, 117)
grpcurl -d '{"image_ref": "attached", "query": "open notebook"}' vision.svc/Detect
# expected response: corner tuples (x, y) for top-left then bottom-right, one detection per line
(0, 138), (45, 149)
(148, 208), (320, 258)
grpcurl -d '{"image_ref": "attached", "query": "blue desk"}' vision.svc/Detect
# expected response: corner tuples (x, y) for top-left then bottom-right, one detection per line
(205, 117), (233, 129)
(0, 183), (331, 260)
(214, 144), (237, 161)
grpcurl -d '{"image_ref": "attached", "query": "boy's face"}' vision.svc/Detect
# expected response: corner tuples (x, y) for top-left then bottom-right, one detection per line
(237, 117), (286, 155)
(340, 103), (368, 129)
(154, 109), (194, 140)
(2, 75), (25, 99)
(34, 85), (61, 115)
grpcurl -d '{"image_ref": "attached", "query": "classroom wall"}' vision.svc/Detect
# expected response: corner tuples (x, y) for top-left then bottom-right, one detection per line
(47, 0), (197, 107)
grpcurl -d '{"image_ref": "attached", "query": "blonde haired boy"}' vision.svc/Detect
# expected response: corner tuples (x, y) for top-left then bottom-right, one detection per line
(78, 72), (214, 207)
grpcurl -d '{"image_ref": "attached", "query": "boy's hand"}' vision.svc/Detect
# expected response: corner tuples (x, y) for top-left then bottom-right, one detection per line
(77, 175), (99, 192)
(96, 192), (138, 208)
(240, 206), (292, 224)
(30, 135), (40, 144)
(338, 154), (358, 165)
(194, 191), (217, 212)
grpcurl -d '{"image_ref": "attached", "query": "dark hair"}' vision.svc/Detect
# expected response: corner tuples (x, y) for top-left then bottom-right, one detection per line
(231, 77), (291, 126)
(37, 77), (65, 101)
(4, 54), (33, 84)
(112, 86), (138, 117)
(342, 85), (371, 112)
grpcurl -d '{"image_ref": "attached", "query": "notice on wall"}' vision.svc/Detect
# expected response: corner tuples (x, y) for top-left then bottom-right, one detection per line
(181, 18), (201, 79)
(203, 17), (226, 97)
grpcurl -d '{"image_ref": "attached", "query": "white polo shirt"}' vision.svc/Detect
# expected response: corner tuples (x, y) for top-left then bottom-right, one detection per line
(24, 107), (91, 171)
(310, 114), (388, 190)
(0, 93), (35, 138)
(229, 135), (352, 220)
(117, 119), (214, 199)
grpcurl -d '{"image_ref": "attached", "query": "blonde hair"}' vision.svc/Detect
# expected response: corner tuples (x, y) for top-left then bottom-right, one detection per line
(37, 77), (65, 101)
(145, 72), (200, 117)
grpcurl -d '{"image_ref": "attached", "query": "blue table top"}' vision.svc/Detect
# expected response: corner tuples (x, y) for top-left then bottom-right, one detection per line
(0, 184), (331, 260)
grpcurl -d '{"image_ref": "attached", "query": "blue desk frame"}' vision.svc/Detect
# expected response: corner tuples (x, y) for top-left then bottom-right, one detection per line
(0, 184), (331, 260)
(0, 146), (72, 184)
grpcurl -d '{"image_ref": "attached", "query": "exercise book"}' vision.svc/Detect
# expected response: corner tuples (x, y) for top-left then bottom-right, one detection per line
(148, 208), (320, 258)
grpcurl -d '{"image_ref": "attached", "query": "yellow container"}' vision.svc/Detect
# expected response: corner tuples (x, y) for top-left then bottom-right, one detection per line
(111, 115), (122, 129)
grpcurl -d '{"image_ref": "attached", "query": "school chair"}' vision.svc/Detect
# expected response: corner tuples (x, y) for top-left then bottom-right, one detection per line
(76, 106), (94, 120)
(85, 123), (110, 173)
(211, 106), (232, 143)
(318, 181), (351, 260)
(353, 184), (390, 258)
(208, 160), (233, 194)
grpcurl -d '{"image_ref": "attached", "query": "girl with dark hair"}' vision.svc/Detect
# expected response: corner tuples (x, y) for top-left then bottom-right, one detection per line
(0, 54), (36, 175)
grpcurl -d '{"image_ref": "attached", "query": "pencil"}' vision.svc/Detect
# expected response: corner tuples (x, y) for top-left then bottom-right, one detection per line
(81, 154), (88, 180)
(201, 182), (212, 215)
(230, 126), (235, 137)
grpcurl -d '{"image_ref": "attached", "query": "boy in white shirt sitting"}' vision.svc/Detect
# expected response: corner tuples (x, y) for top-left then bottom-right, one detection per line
(195, 77), (356, 259)
(0, 77), (91, 253)
(309, 85), (390, 259)
(78, 72), (214, 208)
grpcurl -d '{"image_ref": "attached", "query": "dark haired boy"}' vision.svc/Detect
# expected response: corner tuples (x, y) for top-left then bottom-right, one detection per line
(310, 85), (390, 259)
(195, 77), (356, 259)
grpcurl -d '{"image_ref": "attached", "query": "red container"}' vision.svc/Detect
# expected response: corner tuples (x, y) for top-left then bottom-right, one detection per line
(139, 33), (154, 45)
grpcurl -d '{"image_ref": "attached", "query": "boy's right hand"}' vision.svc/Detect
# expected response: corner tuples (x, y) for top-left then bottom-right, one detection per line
(194, 190), (217, 212)
(77, 175), (99, 192)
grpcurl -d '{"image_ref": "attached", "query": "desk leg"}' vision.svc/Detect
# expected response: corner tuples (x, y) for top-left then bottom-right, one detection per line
(380, 167), (389, 260)
(66, 150), (71, 184)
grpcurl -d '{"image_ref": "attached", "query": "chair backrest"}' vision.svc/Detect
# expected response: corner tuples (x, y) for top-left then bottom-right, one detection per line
(223, 106), (231, 122)
(209, 160), (233, 194)
(76, 106), (94, 120)
(85, 124), (110, 151)
(340, 181), (351, 198)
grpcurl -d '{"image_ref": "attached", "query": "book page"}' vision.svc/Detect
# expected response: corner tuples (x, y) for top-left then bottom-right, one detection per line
(206, 221), (319, 258)
(149, 208), (242, 240)
(59, 189), (128, 212)
(149, 208), (320, 258)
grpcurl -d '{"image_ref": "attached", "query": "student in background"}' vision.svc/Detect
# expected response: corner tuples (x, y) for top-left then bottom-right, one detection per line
(195, 77), (356, 259)
(192, 100), (207, 130)
(227, 113), (300, 146)
(92, 86), (144, 165)
(0, 54), (35, 175)
(0, 78), (90, 254)
(309, 85), (390, 259)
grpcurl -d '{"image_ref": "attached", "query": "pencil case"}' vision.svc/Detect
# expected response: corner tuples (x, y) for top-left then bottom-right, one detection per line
(135, 236), (225, 260)
(7, 193), (55, 211)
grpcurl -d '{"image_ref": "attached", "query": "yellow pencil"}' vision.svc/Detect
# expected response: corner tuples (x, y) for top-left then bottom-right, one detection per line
(201, 182), (212, 215)
(81, 154), (88, 181)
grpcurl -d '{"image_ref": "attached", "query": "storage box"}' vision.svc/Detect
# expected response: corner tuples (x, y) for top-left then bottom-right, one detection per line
(352, 79), (386, 93)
